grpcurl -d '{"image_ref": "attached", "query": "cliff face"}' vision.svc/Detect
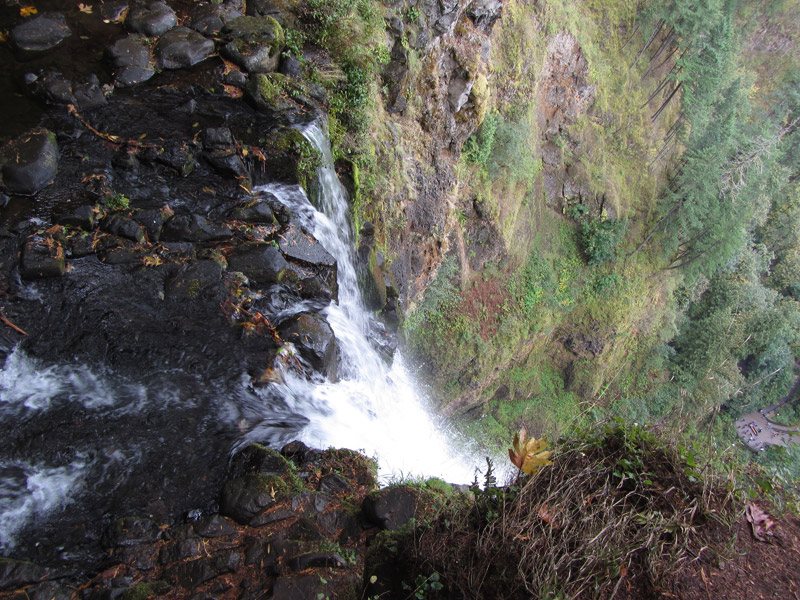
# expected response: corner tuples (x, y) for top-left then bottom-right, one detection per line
(381, 0), (685, 433)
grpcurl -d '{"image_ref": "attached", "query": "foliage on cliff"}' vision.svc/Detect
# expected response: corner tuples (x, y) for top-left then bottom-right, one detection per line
(392, 0), (800, 485)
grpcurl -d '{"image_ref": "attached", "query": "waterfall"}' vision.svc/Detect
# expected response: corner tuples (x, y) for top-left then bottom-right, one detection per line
(0, 118), (483, 556)
(255, 120), (479, 484)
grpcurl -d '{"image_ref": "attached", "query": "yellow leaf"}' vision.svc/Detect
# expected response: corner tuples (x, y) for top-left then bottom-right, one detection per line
(78, 3), (93, 14)
(0, 31), (7, 43)
(20, 6), (38, 17)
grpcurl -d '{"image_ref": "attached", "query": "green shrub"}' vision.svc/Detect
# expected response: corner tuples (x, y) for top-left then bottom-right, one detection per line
(463, 112), (499, 167)
(578, 217), (627, 265)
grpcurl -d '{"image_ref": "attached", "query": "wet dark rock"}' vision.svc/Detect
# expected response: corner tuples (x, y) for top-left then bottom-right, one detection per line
(222, 69), (248, 88)
(227, 242), (293, 285)
(160, 537), (204, 564)
(74, 74), (108, 110)
(16, 581), (71, 600)
(280, 440), (310, 462)
(247, 506), (296, 528)
(10, 13), (71, 52)
(116, 65), (156, 87)
(107, 35), (155, 87)
(188, 2), (243, 36)
(99, 1), (130, 23)
(204, 150), (249, 178)
(243, 537), (280, 574)
(162, 214), (233, 243)
(98, 245), (145, 265)
(279, 55), (302, 78)
(28, 71), (108, 111)
(66, 232), (95, 258)
(155, 142), (199, 176)
(278, 225), (335, 269)
(1, 128), (58, 196)
(26, 71), (73, 104)
(20, 233), (65, 279)
(113, 544), (158, 570)
(106, 517), (162, 548)
(278, 312), (337, 376)
(164, 260), (224, 299)
(194, 514), (236, 538)
(221, 16), (285, 74)
(165, 551), (241, 588)
(58, 205), (97, 229)
(228, 199), (275, 223)
(219, 475), (279, 524)
(229, 444), (293, 479)
(102, 214), (146, 243)
(318, 474), (350, 495)
(203, 127), (234, 149)
(0, 559), (52, 591)
(155, 27), (215, 70)
(297, 275), (333, 301)
(131, 208), (165, 241)
(161, 241), (196, 260)
(126, 1), (178, 36)
(271, 575), (328, 600)
(282, 517), (323, 542)
(362, 487), (417, 530)
(287, 552), (346, 572)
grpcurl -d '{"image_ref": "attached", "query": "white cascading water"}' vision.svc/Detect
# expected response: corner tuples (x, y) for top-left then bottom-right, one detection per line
(255, 120), (479, 484)
(0, 119), (485, 551)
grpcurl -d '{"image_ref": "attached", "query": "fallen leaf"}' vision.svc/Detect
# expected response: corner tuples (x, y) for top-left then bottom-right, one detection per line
(78, 3), (93, 14)
(537, 503), (560, 528)
(223, 84), (244, 99)
(20, 6), (38, 17)
(745, 502), (777, 541)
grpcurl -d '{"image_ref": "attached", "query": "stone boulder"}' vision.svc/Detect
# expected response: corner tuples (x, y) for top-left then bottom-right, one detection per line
(107, 35), (156, 87)
(126, 1), (177, 36)
(164, 260), (224, 300)
(278, 224), (337, 290)
(10, 13), (71, 52)
(362, 486), (418, 530)
(220, 474), (291, 524)
(0, 559), (53, 592)
(25, 72), (107, 111)
(161, 214), (233, 243)
(221, 15), (285, 73)
(155, 26), (215, 70)
(228, 444), (294, 479)
(277, 312), (338, 376)
(188, 2), (243, 36)
(227, 242), (294, 285)
(1, 128), (58, 196)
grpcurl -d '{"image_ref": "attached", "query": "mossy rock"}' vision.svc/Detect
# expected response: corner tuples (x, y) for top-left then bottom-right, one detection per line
(471, 73), (489, 124)
(257, 126), (321, 192)
(220, 473), (296, 524)
(222, 15), (285, 73)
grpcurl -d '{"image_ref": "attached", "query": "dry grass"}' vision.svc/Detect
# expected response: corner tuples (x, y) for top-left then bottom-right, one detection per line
(400, 425), (737, 600)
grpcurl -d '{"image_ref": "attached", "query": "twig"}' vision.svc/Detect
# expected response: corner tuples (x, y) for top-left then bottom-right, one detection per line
(0, 309), (27, 335)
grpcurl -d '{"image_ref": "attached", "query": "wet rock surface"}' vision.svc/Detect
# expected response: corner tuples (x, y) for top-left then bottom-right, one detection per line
(33, 445), (380, 600)
(1, 128), (59, 196)
(0, 0), (390, 581)
(10, 12), (71, 52)
(0, 0), (405, 594)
